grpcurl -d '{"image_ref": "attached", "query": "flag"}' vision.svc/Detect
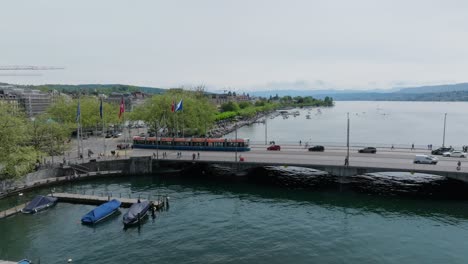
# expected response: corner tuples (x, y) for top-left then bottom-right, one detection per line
(171, 100), (175, 112)
(119, 96), (125, 119)
(175, 99), (183, 112)
(76, 100), (81, 122)
(99, 99), (103, 119)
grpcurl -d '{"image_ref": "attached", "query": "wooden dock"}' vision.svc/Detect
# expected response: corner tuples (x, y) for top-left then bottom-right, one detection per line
(0, 260), (17, 264)
(0, 203), (27, 219)
(50, 192), (165, 209)
(0, 193), (167, 219)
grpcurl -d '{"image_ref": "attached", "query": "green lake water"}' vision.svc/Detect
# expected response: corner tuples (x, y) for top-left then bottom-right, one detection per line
(1, 175), (468, 263)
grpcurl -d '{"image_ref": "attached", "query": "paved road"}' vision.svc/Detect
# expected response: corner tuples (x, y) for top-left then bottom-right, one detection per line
(57, 134), (466, 174)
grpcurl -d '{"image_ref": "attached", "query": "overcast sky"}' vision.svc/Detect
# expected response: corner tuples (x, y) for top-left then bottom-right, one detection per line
(1, 0), (468, 91)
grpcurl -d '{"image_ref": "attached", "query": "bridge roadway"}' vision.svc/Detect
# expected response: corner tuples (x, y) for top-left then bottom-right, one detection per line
(128, 144), (467, 174)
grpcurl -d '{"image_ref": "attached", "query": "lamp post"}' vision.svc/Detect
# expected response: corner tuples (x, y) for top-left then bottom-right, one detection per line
(264, 115), (267, 145)
(346, 112), (350, 166)
(235, 123), (238, 162)
(442, 113), (447, 147)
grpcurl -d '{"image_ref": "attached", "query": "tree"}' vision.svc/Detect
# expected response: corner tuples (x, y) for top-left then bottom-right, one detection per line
(220, 101), (240, 112)
(47, 96), (120, 129)
(131, 90), (217, 136)
(29, 115), (74, 156)
(0, 103), (40, 179)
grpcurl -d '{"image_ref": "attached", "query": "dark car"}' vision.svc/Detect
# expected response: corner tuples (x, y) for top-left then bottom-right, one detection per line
(308, 145), (325, 152)
(267, 145), (281, 151)
(117, 143), (130, 150)
(431, 147), (454, 155)
(358, 147), (377, 153)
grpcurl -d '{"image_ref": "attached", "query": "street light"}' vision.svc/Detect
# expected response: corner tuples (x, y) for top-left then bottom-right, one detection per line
(346, 112), (350, 166)
(235, 123), (238, 162)
(442, 113), (447, 147)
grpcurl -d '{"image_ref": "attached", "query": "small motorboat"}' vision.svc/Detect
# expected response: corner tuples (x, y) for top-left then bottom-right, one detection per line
(81, 199), (121, 225)
(21, 195), (58, 214)
(123, 200), (151, 226)
(17, 259), (32, 264)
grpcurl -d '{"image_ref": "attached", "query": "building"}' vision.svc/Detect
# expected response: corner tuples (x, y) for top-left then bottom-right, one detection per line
(209, 92), (251, 107)
(0, 85), (54, 117)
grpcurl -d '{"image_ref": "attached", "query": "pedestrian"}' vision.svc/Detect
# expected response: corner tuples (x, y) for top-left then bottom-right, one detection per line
(411, 143), (414, 150)
(344, 157), (349, 166)
(299, 140), (302, 146)
(192, 153), (196, 160)
(457, 160), (461, 171)
(197, 152), (200, 159)
(391, 144), (394, 150)
(153, 152), (156, 158)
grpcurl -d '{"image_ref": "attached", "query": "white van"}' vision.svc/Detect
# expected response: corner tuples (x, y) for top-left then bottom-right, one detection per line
(414, 155), (438, 164)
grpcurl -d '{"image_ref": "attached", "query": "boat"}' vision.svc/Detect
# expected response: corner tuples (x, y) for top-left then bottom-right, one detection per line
(21, 195), (58, 214)
(123, 200), (151, 226)
(132, 136), (250, 152)
(81, 199), (121, 225)
(17, 259), (32, 264)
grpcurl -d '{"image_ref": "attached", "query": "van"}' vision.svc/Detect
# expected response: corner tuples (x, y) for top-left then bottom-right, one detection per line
(414, 155), (438, 165)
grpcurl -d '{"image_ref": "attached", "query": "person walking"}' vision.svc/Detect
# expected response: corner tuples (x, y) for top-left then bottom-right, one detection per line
(344, 157), (349, 166)
(192, 153), (196, 160)
(197, 152), (200, 159)
(457, 160), (461, 171)
(411, 143), (414, 150)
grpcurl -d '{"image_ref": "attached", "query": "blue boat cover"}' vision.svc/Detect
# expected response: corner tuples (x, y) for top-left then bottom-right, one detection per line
(81, 199), (121, 224)
(22, 195), (58, 213)
(17, 259), (32, 264)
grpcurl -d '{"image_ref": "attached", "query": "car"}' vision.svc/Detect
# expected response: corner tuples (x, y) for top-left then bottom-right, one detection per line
(431, 147), (454, 155)
(113, 132), (122, 138)
(308, 145), (325, 152)
(117, 143), (130, 150)
(414, 154), (438, 164)
(358, 147), (377, 153)
(105, 133), (113, 138)
(267, 145), (281, 151)
(442, 151), (467, 158)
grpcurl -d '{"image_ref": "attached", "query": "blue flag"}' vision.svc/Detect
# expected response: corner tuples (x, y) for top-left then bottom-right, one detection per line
(76, 100), (81, 122)
(99, 99), (103, 119)
(175, 99), (183, 112)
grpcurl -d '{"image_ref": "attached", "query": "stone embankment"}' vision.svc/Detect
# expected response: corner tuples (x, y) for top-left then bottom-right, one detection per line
(208, 111), (277, 138)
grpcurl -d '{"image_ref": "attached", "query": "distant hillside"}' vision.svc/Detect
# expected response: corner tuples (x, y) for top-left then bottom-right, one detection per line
(25, 84), (166, 95)
(248, 83), (468, 101)
(397, 83), (468, 94)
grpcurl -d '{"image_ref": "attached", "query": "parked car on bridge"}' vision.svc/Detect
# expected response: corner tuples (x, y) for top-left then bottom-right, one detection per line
(267, 145), (281, 151)
(308, 145), (325, 152)
(117, 143), (130, 150)
(358, 147), (376, 153)
(442, 150), (467, 158)
(432, 147), (454, 155)
(414, 154), (438, 164)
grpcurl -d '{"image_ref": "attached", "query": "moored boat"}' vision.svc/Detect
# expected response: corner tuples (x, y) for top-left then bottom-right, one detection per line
(21, 195), (58, 214)
(123, 200), (151, 226)
(17, 259), (32, 264)
(81, 199), (121, 225)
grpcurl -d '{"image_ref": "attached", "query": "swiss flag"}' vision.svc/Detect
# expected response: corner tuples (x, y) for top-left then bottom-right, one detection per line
(119, 97), (125, 119)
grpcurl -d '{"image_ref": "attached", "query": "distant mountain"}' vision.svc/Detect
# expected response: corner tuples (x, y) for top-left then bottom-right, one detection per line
(396, 83), (468, 94)
(247, 83), (468, 101)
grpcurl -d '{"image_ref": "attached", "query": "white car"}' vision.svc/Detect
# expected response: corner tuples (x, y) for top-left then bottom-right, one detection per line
(442, 151), (467, 158)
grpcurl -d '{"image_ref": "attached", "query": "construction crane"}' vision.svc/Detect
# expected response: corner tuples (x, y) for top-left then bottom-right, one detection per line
(0, 65), (65, 70)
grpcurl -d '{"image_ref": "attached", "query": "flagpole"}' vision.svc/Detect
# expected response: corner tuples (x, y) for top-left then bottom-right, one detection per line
(76, 100), (80, 162)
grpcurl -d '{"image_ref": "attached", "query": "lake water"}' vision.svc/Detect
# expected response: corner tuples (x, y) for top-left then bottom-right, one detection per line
(226, 101), (468, 148)
(2, 174), (468, 264)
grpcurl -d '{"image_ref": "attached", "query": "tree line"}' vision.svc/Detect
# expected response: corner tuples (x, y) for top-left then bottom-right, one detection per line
(0, 91), (333, 179)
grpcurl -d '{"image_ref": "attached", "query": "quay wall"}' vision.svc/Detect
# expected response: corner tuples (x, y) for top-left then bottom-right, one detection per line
(3, 157), (468, 197)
